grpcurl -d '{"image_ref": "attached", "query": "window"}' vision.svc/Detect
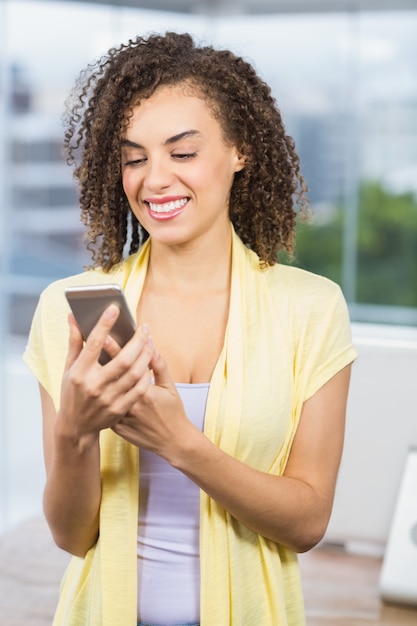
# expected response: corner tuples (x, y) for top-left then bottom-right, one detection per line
(1, 2), (416, 339)
(216, 10), (417, 324)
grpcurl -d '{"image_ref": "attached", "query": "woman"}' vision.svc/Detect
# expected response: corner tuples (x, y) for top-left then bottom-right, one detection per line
(24, 32), (357, 626)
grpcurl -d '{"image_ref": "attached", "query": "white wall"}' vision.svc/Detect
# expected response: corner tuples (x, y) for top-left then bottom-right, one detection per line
(326, 323), (417, 549)
(1, 324), (417, 546)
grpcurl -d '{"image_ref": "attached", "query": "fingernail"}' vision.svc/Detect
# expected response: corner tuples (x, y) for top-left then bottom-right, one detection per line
(105, 304), (118, 319)
(142, 323), (150, 335)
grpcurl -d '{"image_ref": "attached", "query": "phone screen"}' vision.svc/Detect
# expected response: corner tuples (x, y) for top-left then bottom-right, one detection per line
(65, 284), (136, 363)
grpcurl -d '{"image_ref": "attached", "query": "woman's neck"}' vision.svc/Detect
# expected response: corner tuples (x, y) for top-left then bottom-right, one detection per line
(146, 225), (232, 294)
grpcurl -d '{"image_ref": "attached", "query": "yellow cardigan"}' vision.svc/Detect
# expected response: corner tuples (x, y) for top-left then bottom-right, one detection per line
(24, 228), (357, 625)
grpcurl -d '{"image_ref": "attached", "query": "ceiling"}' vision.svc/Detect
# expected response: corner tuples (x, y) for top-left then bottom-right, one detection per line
(65, 0), (417, 14)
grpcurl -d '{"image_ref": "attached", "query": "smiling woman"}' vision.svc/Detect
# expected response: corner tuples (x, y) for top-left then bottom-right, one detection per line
(62, 38), (308, 272)
(1, 6), (416, 626)
(121, 85), (245, 242)
(22, 31), (356, 626)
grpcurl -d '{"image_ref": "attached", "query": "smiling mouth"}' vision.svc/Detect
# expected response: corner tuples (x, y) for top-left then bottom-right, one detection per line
(147, 198), (189, 214)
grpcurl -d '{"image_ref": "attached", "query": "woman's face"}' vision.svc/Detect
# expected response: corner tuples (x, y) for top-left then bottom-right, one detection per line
(121, 84), (245, 248)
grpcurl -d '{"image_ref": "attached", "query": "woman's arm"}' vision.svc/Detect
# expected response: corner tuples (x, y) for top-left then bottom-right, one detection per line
(115, 351), (352, 553)
(187, 365), (351, 552)
(41, 306), (155, 557)
(41, 385), (101, 557)
(181, 365), (351, 552)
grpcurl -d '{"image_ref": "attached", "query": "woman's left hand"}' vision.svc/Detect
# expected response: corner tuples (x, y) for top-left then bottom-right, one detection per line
(110, 335), (198, 462)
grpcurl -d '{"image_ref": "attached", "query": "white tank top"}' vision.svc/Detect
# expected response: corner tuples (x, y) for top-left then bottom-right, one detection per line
(137, 383), (209, 625)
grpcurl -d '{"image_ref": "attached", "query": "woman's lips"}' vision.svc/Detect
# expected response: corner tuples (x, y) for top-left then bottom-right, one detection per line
(146, 197), (189, 220)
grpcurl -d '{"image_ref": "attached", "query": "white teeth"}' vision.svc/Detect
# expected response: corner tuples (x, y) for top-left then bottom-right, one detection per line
(148, 198), (188, 213)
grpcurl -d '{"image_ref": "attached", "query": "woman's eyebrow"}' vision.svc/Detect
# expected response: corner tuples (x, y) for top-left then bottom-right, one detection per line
(121, 138), (144, 149)
(121, 130), (202, 150)
(165, 130), (202, 145)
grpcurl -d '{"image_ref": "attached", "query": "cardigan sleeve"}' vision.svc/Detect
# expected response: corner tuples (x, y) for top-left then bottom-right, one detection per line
(292, 275), (357, 403)
(22, 279), (72, 408)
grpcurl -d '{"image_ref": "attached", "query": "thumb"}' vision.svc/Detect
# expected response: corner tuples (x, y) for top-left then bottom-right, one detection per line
(64, 312), (84, 370)
(150, 348), (174, 390)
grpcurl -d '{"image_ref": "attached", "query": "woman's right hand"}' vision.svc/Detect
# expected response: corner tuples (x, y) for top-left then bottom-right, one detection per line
(42, 304), (154, 557)
(57, 304), (155, 442)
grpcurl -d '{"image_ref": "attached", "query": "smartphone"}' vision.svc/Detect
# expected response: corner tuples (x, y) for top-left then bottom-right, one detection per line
(65, 284), (136, 364)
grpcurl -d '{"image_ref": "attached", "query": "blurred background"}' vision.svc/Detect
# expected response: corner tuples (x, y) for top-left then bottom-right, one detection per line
(0, 0), (416, 555)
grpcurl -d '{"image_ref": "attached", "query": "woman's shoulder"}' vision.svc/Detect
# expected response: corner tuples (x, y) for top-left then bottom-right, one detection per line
(265, 262), (343, 301)
(40, 263), (125, 303)
(261, 263), (351, 333)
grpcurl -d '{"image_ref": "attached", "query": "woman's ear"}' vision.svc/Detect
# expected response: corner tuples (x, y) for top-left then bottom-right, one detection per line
(234, 151), (246, 172)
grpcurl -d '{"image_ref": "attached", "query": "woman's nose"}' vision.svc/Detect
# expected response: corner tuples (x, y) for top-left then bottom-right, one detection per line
(144, 157), (174, 191)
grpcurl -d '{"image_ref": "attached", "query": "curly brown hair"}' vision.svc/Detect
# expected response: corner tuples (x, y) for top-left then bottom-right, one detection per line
(63, 31), (309, 271)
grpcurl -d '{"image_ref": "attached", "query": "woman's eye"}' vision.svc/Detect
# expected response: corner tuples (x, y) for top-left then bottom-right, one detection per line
(172, 152), (197, 161)
(124, 157), (146, 167)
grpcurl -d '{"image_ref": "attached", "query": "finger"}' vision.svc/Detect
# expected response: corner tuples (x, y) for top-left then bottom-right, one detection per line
(105, 364), (154, 421)
(64, 312), (85, 370)
(82, 304), (120, 365)
(100, 316), (142, 363)
(134, 364), (155, 397)
(106, 325), (154, 383)
(102, 333), (122, 361)
(150, 348), (173, 389)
